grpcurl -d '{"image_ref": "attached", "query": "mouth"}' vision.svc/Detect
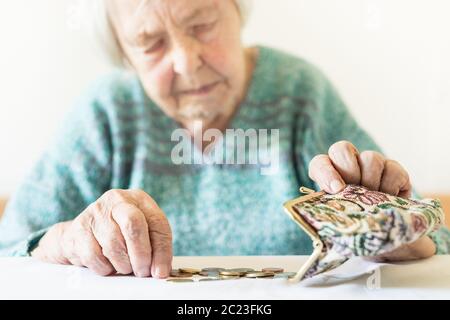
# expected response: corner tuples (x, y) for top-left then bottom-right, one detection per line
(179, 81), (221, 96)
(178, 108), (215, 120)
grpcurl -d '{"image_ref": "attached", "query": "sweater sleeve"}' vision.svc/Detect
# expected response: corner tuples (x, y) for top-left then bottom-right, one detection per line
(0, 92), (112, 257)
(297, 69), (450, 254)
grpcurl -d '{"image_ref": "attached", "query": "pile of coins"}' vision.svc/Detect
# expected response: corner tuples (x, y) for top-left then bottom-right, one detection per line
(166, 267), (296, 283)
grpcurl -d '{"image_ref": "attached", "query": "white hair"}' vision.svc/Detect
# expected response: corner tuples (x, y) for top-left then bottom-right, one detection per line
(78, 0), (252, 68)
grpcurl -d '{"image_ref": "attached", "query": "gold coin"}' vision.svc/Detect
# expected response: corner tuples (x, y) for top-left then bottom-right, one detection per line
(170, 270), (193, 278)
(258, 272), (275, 278)
(227, 268), (255, 274)
(245, 272), (275, 278)
(219, 270), (242, 276)
(179, 268), (201, 274)
(166, 278), (194, 283)
(262, 267), (284, 274)
(219, 275), (240, 280)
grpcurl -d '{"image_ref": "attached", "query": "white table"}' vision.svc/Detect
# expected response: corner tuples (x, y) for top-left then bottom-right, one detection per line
(0, 256), (449, 299)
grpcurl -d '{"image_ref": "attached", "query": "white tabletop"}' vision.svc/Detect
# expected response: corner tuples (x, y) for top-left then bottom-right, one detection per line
(0, 256), (449, 300)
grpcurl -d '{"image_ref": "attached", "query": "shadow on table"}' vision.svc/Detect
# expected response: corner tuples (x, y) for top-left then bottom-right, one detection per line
(299, 257), (450, 290)
(379, 258), (450, 290)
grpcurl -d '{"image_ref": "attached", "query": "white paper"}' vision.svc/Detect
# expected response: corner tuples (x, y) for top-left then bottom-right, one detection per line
(300, 257), (388, 286)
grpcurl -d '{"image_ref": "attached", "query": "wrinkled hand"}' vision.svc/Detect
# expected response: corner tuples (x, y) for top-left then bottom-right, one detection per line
(309, 140), (412, 197)
(32, 189), (173, 278)
(308, 140), (435, 260)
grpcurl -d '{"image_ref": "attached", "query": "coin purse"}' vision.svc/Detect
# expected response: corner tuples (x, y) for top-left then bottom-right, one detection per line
(283, 184), (445, 283)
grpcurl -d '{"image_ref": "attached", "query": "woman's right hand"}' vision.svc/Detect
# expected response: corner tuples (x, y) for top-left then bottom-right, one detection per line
(31, 189), (173, 278)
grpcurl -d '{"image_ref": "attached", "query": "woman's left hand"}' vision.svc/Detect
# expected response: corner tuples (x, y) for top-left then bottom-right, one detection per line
(308, 140), (436, 261)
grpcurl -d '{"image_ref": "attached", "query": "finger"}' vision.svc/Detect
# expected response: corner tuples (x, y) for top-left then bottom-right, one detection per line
(30, 245), (49, 261)
(328, 141), (361, 185)
(370, 236), (436, 261)
(61, 236), (83, 267)
(32, 223), (71, 265)
(112, 203), (152, 278)
(398, 180), (413, 198)
(75, 229), (115, 276)
(379, 159), (412, 197)
(308, 154), (346, 194)
(59, 222), (89, 267)
(132, 190), (173, 279)
(67, 256), (84, 267)
(91, 207), (133, 275)
(359, 151), (386, 191)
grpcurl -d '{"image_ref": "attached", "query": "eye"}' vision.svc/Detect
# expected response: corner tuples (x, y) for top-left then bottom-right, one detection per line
(144, 39), (165, 54)
(193, 21), (216, 35)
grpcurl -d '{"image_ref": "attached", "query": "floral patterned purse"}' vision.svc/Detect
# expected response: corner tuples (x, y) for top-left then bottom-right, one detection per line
(283, 185), (445, 283)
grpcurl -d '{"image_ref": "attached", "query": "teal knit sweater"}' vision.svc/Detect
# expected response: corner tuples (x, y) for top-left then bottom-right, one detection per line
(1, 46), (449, 256)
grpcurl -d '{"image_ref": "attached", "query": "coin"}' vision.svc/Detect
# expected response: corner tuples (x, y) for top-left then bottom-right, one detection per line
(168, 266), (289, 282)
(201, 267), (226, 272)
(167, 278), (194, 283)
(219, 270), (243, 276)
(170, 270), (193, 278)
(261, 267), (284, 273)
(199, 278), (220, 282)
(245, 272), (275, 278)
(219, 275), (241, 280)
(274, 272), (297, 279)
(227, 268), (255, 274)
(259, 273), (275, 278)
(179, 268), (201, 274)
(199, 271), (220, 277)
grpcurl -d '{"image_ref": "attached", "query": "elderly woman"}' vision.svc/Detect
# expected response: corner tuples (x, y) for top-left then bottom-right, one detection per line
(0, 0), (449, 279)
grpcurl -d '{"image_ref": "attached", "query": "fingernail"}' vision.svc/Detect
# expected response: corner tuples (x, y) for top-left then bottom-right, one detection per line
(330, 180), (344, 193)
(136, 268), (150, 278)
(154, 266), (169, 279)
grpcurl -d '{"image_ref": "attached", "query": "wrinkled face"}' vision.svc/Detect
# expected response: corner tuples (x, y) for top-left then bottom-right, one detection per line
(109, 0), (248, 128)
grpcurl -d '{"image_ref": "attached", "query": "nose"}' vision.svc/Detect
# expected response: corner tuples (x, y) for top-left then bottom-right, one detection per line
(171, 37), (202, 76)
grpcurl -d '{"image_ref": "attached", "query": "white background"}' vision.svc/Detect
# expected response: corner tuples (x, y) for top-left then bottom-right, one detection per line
(0, 0), (449, 195)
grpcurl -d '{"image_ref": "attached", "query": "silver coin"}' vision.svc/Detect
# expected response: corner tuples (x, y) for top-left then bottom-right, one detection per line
(274, 272), (297, 278)
(201, 267), (226, 272)
(199, 270), (220, 277)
